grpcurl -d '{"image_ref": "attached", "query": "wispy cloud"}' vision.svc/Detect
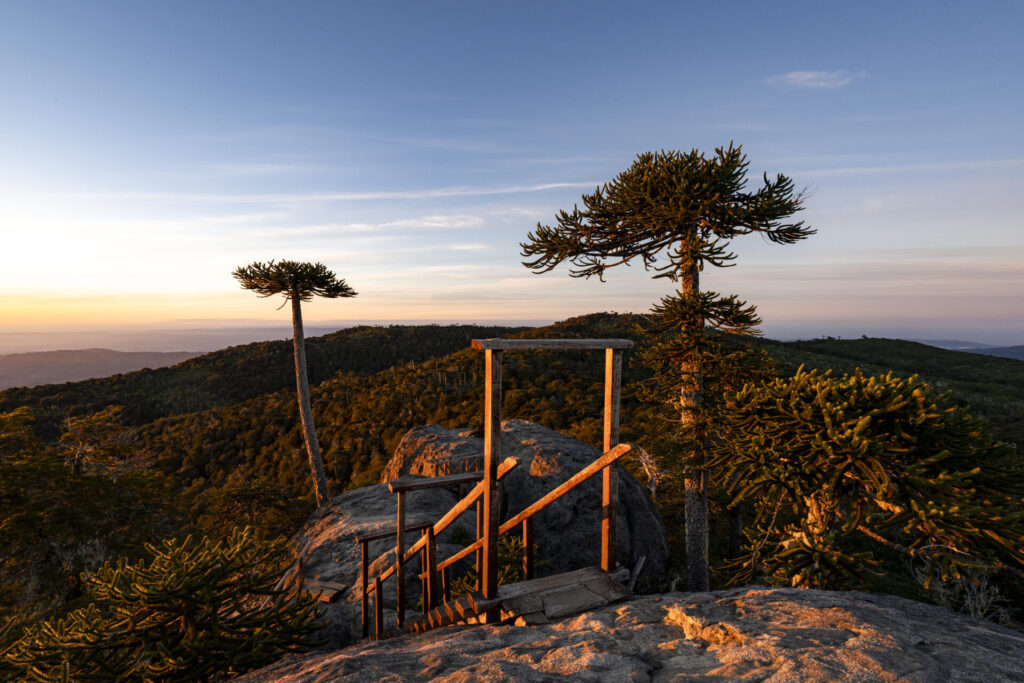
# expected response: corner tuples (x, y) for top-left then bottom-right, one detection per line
(446, 243), (488, 250)
(63, 182), (597, 205)
(244, 214), (486, 239)
(800, 158), (1024, 177)
(207, 162), (322, 177)
(767, 70), (860, 89)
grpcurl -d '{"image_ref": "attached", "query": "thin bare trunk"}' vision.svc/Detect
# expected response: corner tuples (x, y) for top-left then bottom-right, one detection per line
(291, 293), (330, 507)
(680, 262), (709, 591)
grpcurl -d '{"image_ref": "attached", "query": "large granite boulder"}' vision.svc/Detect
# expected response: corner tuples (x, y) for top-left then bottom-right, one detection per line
(287, 420), (667, 649)
(238, 586), (1024, 682)
(381, 420), (669, 589)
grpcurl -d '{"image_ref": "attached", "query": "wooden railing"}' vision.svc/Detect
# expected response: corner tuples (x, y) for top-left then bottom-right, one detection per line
(359, 338), (633, 638)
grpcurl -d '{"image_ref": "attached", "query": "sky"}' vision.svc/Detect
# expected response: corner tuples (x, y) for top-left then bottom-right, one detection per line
(1, 1), (1022, 351)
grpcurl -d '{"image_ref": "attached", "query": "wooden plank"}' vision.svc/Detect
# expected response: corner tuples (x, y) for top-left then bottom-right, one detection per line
(395, 490), (406, 628)
(472, 338), (634, 351)
(465, 591), (502, 615)
(512, 612), (550, 626)
(501, 592), (543, 615)
(540, 584), (608, 620)
(482, 348), (502, 621)
(499, 443), (632, 533)
(388, 471), (484, 493)
(307, 579), (348, 593)
(356, 520), (433, 544)
(581, 573), (631, 603)
(602, 347), (622, 572)
(495, 566), (607, 601)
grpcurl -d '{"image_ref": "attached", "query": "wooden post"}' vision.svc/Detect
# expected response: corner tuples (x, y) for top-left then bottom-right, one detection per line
(373, 575), (383, 638)
(420, 529), (429, 615)
(442, 566), (451, 604)
(395, 491), (406, 628)
(482, 348), (502, 621)
(475, 498), (483, 591)
(425, 526), (438, 610)
(360, 540), (369, 638)
(522, 517), (534, 580)
(602, 347), (622, 572)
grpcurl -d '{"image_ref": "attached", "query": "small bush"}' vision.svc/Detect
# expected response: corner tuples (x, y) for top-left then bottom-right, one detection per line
(4, 528), (323, 681)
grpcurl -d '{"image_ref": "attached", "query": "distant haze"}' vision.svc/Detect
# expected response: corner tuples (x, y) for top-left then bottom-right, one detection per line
(1, 319), (1021, 355)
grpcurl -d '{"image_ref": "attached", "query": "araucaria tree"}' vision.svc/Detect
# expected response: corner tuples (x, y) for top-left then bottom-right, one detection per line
(522, 145), (814, 590)
(233, 260), (356, 507)
(709, 368), (1024, 591)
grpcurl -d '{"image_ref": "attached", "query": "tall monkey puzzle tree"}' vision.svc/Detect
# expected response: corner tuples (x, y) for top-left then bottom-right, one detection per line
(233, 260), (356, 508)
(522, 145), (814, 590)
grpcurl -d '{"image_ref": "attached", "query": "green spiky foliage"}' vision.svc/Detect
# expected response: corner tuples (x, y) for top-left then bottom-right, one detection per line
(233, 260), (357, 508)
(4, 528), (323, 682)
(522, 145), (814, 590)
(232, 260), (357, 302)
(710, 367), (1024, 591)
(1, 408), (181, 625)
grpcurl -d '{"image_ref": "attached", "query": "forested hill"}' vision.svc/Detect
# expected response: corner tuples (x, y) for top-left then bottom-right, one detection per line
(0, 324), (528, 439)
(119, 313), (1022, 506)
(3, 313), (1021, 628)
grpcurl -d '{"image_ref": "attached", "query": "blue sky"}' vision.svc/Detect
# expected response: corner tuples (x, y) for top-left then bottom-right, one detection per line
(1, 1), (1022, 350)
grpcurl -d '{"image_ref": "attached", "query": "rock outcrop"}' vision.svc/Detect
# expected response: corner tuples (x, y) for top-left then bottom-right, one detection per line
(238, 587), (1024, 682)
(381, 420), (669, 588)
(287, 420), (667, 648)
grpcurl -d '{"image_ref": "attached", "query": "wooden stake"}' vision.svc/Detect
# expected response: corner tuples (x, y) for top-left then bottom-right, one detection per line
(523, 517), (534, 580)
(360, 540), (369, 639)
(395, 490), (406, 628)
(420, 529), (429, 615)
(373, 575), (383, 639)
(425, 526), (438, 610)
(475, 498), (483, 592)
(482, 348), (502, 621)
(602, 347), (622, 572)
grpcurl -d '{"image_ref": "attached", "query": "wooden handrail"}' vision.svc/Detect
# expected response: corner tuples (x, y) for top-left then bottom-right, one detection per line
(356, 520), (433, 544)
(388, 471), (484, 493)
(472, 338), (634, 351)
(422, 443), (632, 579)
(365, 456), (518, 595)
(501, 443), (630, 531)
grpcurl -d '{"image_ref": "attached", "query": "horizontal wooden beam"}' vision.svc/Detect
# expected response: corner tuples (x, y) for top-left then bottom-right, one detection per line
(356, 520), (433, 544)
(471, 338), (634, 351)
(388, 471), (484, 493)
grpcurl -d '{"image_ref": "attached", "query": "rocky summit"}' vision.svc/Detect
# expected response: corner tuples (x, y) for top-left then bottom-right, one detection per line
(290, 420), (668, 647)
(238, 586), (1024, 682)
(381, 419), (669, 587)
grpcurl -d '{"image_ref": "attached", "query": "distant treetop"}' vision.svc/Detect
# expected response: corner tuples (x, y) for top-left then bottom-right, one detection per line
(232, 260), (357, 302)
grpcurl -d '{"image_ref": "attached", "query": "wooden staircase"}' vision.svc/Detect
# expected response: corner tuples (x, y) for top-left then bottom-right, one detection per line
(386, 565), (632, 638)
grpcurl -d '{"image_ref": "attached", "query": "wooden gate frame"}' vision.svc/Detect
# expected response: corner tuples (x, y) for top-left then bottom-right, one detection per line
(470, 338), (633, 619)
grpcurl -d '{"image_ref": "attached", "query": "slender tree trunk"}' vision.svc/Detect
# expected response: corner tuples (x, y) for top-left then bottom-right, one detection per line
(680, 262), (709, 591)
(290, 293), (330, 507)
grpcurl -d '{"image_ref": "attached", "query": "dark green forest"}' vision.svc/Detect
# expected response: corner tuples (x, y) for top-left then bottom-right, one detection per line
(2, 313), (1022, 665)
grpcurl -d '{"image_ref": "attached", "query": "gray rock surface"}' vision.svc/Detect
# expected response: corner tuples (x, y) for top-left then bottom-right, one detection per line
(380, 420), (669, 589)
(238, 587), (1024, 682)
(289, 420), (667, 649)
